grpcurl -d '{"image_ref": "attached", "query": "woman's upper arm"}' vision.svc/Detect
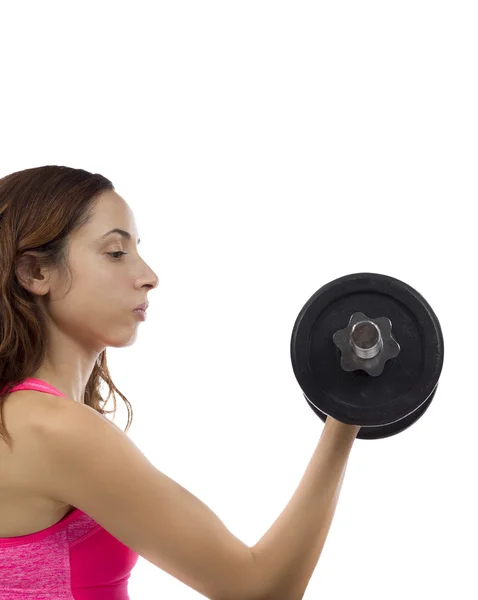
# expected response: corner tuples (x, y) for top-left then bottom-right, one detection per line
(23, 397), (263, 600)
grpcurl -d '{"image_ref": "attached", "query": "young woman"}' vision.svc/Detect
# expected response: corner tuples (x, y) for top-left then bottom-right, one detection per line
(0, 165), (360, 600)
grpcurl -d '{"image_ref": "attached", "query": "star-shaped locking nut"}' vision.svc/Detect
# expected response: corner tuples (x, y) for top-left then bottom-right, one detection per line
(332, 311), (401, 377)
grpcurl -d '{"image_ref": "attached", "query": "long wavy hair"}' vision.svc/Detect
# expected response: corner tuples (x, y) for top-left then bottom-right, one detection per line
(0, 165), (133, 451)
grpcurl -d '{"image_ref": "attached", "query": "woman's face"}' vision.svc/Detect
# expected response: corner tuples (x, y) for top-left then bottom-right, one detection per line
(25, 189), (159, 353)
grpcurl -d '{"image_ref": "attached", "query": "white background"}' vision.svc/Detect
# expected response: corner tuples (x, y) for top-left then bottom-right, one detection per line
(1, 1), (476, 598)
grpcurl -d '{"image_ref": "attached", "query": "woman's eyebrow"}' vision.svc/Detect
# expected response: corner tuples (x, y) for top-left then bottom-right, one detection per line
(99, 228), (140, 245)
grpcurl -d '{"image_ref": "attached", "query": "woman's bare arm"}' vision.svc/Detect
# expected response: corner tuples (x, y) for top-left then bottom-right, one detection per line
(27, 394), (358, 600)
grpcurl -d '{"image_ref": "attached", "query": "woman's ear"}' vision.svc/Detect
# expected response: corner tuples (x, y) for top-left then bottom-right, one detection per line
(15, 252), (51, 296)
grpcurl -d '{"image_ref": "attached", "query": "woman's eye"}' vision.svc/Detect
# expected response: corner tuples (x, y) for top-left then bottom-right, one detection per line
(108, 251), (128, 260)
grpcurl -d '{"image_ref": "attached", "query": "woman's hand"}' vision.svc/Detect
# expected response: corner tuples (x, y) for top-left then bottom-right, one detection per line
(325, 415), (361, 438)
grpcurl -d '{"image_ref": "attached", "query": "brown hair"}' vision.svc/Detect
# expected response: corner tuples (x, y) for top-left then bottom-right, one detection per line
(0, 165), (133, 450)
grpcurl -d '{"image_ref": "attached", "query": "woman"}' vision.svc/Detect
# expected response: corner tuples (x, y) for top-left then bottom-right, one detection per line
(0, 165), (360, 600)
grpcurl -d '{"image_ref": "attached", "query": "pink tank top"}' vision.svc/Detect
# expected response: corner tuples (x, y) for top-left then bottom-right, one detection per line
(0, 378), (140, 599)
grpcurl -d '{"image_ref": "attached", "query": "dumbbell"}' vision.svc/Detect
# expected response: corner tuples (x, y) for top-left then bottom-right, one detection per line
(290, 273), (444, 440)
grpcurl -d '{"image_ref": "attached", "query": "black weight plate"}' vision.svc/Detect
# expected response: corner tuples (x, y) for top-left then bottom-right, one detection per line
(304, 383), (438, 440)
(290, 273), (444, 436)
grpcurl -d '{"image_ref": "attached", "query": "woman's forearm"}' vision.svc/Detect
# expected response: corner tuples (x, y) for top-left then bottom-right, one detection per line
(250, 417), (360, 600)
